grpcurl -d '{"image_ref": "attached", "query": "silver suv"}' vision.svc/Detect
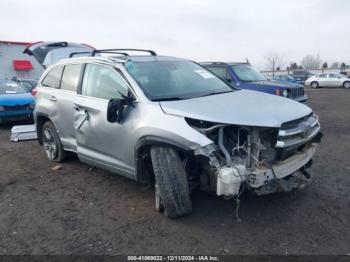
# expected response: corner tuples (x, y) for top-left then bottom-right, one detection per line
(33, 47), (322, 218)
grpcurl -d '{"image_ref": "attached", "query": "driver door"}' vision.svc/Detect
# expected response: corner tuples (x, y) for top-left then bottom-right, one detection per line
(74, 63), (137, 179)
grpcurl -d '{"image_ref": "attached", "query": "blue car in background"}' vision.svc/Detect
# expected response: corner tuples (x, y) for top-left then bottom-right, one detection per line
(273, 75), (303, 84)
(0, 80), (35, 123)
(201, 62), (307, 102)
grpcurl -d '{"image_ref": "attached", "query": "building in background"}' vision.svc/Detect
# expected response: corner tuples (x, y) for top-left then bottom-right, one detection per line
(0, 41), (44, 80)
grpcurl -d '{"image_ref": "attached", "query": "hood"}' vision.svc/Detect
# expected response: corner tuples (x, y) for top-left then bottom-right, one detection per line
(159, 90), (312, 128)
(0, 93), (35, 106)
(243, 80), (303, 89)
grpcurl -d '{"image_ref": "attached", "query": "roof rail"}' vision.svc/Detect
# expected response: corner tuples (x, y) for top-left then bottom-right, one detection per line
(200, 62), (227, 65)
(69, 51), (129, 58)
(91, 49), (157, 56)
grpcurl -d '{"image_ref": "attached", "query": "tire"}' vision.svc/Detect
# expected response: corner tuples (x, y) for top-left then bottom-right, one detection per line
(343, 81), (350, 89)
(310, 81), (319, 89)
(150, 146), (192, 218)
(42, 121), (66, 162)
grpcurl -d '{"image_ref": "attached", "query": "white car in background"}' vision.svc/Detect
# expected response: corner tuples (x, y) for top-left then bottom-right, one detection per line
(305, 73), (350, 88)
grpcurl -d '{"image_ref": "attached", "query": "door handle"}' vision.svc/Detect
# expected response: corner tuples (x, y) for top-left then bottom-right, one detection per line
(49, 96), (57, 102)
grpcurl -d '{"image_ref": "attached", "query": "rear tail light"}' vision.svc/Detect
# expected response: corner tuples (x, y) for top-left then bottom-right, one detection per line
(275, 89), (281, 96)
(31, 88), (37, 97)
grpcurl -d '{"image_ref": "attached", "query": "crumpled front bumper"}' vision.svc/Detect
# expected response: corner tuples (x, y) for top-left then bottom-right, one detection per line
(249, 143), (317, 188)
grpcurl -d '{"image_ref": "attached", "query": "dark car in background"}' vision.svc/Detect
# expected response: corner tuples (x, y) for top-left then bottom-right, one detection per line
(273, 75), (303, 84)
(0, 80), (35, 123)
(291, 70), (314, 83)
(202, 62), (307, 102)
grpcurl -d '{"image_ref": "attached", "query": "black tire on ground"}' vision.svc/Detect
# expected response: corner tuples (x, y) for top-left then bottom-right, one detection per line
(42, 121), (66, 162)
(343, 81), (350, 89)
(150, 146), (192, 218)
(311, 81), (319, 88)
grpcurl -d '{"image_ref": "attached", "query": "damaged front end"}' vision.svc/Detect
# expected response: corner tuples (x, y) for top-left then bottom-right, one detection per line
(187, 113), (322, 198)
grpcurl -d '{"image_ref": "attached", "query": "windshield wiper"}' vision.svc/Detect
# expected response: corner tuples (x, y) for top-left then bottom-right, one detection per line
(152, 97), (187, 102)
(198, 90), (233, 98)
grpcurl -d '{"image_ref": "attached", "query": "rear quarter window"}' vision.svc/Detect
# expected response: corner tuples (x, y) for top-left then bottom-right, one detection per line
(60, 64), (83, 92)
(41, 66), (64, 88)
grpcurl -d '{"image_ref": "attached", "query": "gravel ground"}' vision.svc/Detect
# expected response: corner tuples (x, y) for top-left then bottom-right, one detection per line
(0, 88), (349, 255)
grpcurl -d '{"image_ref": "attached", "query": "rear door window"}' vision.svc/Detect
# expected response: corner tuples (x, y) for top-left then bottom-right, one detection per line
(60, 64), (83, 92)
(41, 66), (64, 88)
(81, 64), (129, 100)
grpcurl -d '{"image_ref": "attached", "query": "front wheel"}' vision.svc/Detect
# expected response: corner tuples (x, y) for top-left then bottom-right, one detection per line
(42, 121), (66, 162)
(343, 81), (350, 89)
(150, 146), (192, 218)
(310, 81), (319, 89)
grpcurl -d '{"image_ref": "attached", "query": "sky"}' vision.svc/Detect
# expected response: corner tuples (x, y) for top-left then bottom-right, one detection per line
(1, 0), (349, 69)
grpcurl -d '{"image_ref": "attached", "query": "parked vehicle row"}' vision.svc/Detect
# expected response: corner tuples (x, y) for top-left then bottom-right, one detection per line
(25, 42), (322, 219)
(272, 75), (303, 84)
(305, 73), (350, 88)
(291, 70), (314, 83)
(202, 62), (307, 102)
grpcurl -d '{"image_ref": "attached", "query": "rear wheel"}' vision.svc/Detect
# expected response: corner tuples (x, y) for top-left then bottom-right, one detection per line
(150, 146), (192, 218)
(42, 121), (66, 162)
(311, 81), (319, 88)
(343, 81), (350, 89)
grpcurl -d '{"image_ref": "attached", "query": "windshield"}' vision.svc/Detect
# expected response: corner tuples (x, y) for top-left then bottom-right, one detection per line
(0, 81), (26, 94)
(230, 64), (267, 82)
(125, 60), (233, 101)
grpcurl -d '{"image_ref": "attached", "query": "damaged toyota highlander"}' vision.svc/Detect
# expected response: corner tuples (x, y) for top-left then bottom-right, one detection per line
(31, 47), (322, 218)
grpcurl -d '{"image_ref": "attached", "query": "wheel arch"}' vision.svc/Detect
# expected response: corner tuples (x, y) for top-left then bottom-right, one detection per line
(35, 113), (52, 145)
(134, 136), (194, 184)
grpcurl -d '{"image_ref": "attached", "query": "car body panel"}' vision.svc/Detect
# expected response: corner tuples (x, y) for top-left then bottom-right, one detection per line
(0, 92), (34, 106)
(160, 90), (311, 128)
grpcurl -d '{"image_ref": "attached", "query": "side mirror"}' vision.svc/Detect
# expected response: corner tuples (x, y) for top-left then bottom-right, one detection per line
(107, 92), (135, 123)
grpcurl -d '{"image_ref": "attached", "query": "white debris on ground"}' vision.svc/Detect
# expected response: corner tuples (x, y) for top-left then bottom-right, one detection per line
(10, 125), (37, 142)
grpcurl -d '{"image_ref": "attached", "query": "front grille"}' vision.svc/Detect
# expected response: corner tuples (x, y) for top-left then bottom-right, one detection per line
(276, 113), (320, 148)
(289, 87), (305, 98)
(3, 105), (30, 111)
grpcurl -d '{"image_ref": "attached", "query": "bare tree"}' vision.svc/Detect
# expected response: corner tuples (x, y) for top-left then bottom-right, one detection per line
(301, 54), (322, 69)
(265, 51), (284, 77)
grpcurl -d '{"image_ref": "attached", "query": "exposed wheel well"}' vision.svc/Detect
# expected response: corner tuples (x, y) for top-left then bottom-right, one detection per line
(36, 115), (51, 145)
(134, 140), (193, 184)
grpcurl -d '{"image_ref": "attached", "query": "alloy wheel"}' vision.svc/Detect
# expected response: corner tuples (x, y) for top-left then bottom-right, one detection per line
(43, 128), (57, 160)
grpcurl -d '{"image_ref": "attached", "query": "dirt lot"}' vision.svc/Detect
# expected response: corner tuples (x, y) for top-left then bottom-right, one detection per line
(0, 88), (349, 255)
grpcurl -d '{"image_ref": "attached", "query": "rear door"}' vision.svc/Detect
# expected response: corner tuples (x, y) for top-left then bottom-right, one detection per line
(55, 63), (84, 150)
(328, 73), (342, 87)
(24, 41), (94, 68)
(73, 63), (137, 179)
(39, 63), (83, 151)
